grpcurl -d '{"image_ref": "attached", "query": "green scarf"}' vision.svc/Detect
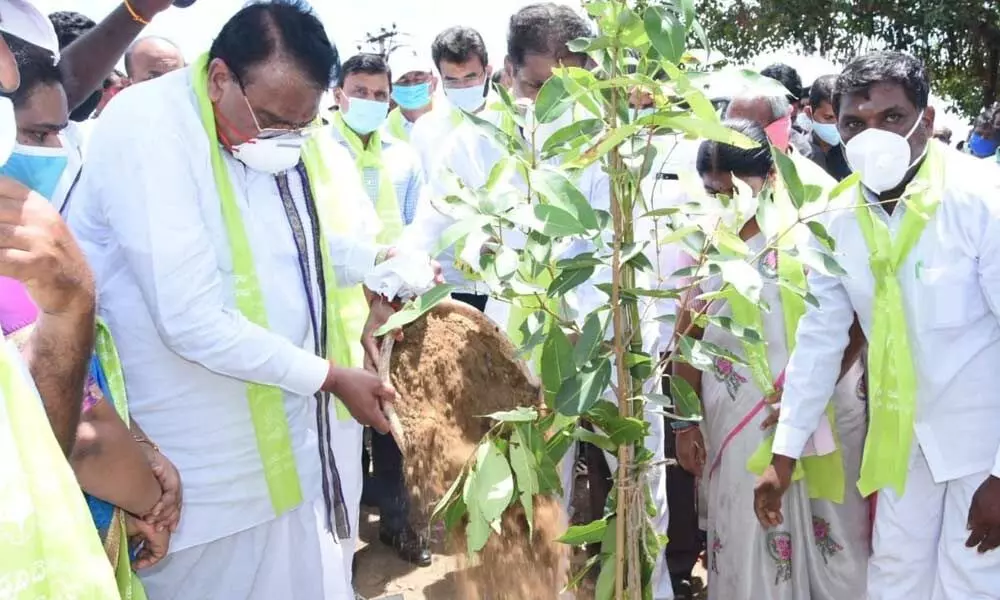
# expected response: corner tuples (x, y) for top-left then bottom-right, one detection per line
(0, 335), (119, 598)
(94, 320), (147, 600)
(330, 111), (404, 243)
(191, 54), (365, 523)
(740, 179), (845, 502)
(385, 108), (410, 142)
(854, 142), (943, 498)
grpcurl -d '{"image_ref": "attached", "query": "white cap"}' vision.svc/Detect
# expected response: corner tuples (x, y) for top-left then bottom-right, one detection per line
(387, 45), (432, 81)
(0, 0), (60, 60)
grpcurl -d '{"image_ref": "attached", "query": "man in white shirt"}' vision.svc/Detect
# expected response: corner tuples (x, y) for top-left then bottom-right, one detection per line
(68, 4), (408, 599)
(409, 25), (493, 181)
(754, 51), (1000, 600)
(384, 45), (436, 142)
(329, 51), (431, 569)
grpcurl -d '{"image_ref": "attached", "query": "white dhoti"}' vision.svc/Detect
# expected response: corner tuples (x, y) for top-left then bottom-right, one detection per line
(139, 499), (349, 600)
(868, 445), (1000, 600)
(324, 416), (365, 593)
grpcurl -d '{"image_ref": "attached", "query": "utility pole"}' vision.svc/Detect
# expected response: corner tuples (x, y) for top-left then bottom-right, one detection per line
(356, 23), (411, 59)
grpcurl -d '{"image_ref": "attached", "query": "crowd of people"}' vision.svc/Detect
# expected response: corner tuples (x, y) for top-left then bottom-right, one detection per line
(2, 0), (1000, 599)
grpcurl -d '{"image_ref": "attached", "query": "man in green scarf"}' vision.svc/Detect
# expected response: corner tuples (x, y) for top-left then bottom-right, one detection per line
(754, 51), (1000, 600)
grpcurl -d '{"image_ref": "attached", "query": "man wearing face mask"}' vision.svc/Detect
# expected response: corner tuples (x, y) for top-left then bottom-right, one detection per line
(966, 109), (998, 159)
(330, 51), (430, 569)
(383, 45), (436, 142)
(409, 26), (493, 182)
(754, 51), (1000, 600)
(66, 3), (425, 598)
(801, 74), (852, 181)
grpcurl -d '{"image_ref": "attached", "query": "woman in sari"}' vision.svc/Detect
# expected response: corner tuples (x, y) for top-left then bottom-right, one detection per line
(672, 119), (869, 599)
(0, 34), (181, 597)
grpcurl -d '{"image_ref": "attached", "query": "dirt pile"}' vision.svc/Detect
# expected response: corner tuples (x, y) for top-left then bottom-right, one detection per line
(387, 300), (567, 599)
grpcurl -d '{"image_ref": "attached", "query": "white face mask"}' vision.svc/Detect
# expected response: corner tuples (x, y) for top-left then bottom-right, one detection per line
(521, 100), (575, 154)
(0, 96), (15, 165)
(845, 110), (926, 194)
(231, 133), (306, 174)
(795, 112), (813, 134)
(445, 82), (487, 113)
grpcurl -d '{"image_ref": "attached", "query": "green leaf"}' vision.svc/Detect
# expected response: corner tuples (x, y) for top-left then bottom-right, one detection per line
(485, 407), (539, 423)
(680, 0), (696, 26)
(433, 216), (492, 257)
(509, 427), (538, 536)
(548, 266), (595, 298)
(676, 335), (745, 371)
(491, 245), (520, 280)
(657, 115), (757, 148)
(534, 76), (572, 124)
(566, 122), (643, 169)
(375, 284), (456, 336)
(704, 315), (763, 343)
(718, 259), (764, 303)
(828, 172), (861, 204)
(786, 246), (847, 277)
(574, 311), (608, 368)
(594, 553), (616, 600)
(442, 489), (467, 531)
(431, 467), (466, 523)
(772, 150), (806, 209)
(602, 414), (648, 446)
(644, 7), (686, 64)
(572, 427), (617, 452)
(668, 376), (702, 419)
(554, 359), (613, 416)
(807, 221), (836, 251)
(541, 325), (576, 404)
(533, 167), (600, 230)
(474, 441), (515, 523)
(509, 204), (588, 238)
(558, 518), (609, 545)
(466, 512), (491, 555)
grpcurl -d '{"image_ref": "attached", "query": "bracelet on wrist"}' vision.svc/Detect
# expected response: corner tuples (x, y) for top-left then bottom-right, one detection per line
(133, 434), (159, 453)
(670, 420), (699, 432)
(123, 0), (150, 25)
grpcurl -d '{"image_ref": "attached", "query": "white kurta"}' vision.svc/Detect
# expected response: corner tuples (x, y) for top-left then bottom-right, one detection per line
(67, 67), (379, 599)
(774, 143), (1000, 599)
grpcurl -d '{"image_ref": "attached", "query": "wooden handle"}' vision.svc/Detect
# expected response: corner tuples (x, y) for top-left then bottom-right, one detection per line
(378, 336), (407, 454)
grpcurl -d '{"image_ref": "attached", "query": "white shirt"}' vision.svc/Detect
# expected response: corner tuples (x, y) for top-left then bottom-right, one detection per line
(67, 68), (381, 552)
(774, 145), (1000, 483)
(409, 95), (494, 181)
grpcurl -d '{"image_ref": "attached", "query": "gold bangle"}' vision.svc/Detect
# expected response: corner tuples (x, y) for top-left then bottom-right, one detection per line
(123, 0), (150, 25)
(133, 434), (159, 453)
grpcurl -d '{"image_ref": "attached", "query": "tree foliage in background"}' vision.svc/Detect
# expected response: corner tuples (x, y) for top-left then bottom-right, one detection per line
(696, 0), (1000, 118)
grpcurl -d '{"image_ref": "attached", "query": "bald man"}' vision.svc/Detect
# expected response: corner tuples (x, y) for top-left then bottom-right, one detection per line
(725, 93), (812, 156)
(125, 36), (184, 84)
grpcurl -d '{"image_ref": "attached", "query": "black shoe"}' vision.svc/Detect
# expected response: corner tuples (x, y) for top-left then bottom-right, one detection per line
(379, 526), (432, 567)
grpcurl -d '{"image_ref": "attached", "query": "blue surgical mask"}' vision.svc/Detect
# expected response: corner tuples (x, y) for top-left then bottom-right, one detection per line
(342, 97), (390, 135)
(812, 122), (842, 147)
(968, 133), (999, 158)
(0, 139), (82, 214)
(391, 82), (432, 111)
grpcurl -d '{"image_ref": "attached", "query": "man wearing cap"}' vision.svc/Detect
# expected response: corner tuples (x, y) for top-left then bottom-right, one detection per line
(384, 44), (436, 142)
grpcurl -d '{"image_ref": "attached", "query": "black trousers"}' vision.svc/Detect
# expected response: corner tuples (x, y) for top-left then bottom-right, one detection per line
(451, 292), (489, 312)
(663, 425), (704, 579)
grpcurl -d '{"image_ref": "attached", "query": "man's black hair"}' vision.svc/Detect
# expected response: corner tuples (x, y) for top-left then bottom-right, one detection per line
(808, 74), (838, 110)
(337, 53), (391, 89)
(208, 0), (339, 90)
(834, 51), (930, 114)
(48, 11), (95, 49)
(0, 33), (62, 109)
(124, 36), (183, 78)
(431, 26), (488, 72)
(696, 118), (772, 180)
(760, 63), (802, 102)
(507, 3), (592, 69)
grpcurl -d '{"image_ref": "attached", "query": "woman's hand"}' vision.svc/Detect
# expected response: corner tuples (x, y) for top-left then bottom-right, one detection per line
(128, 516), (171, 570)
(140, 445), (182, 533)
(675, 426), (706, 477)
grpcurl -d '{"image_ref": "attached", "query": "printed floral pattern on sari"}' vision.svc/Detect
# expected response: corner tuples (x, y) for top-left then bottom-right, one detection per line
(710, 532), (723, 574)
(712, 357), (747, 400)
(766, 531), (792, 584)
(812, 516), (844, 564)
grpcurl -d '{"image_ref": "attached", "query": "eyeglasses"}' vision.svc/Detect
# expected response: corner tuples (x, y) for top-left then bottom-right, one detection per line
(241, 93), (326, 140)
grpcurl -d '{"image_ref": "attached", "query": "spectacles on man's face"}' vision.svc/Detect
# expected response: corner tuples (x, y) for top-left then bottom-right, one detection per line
(240, 93), (327, 140)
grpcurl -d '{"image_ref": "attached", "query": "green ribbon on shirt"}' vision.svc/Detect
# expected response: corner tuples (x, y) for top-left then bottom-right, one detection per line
(330, 111), (404, 244)
(385, 108), (410, 142)
(0, 334), (120, 598)
(193, 53), (368, 513)
(854, 142), (944, 498)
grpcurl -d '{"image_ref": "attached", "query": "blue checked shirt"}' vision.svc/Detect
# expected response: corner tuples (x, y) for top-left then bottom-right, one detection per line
(332, 131), (423, 226)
